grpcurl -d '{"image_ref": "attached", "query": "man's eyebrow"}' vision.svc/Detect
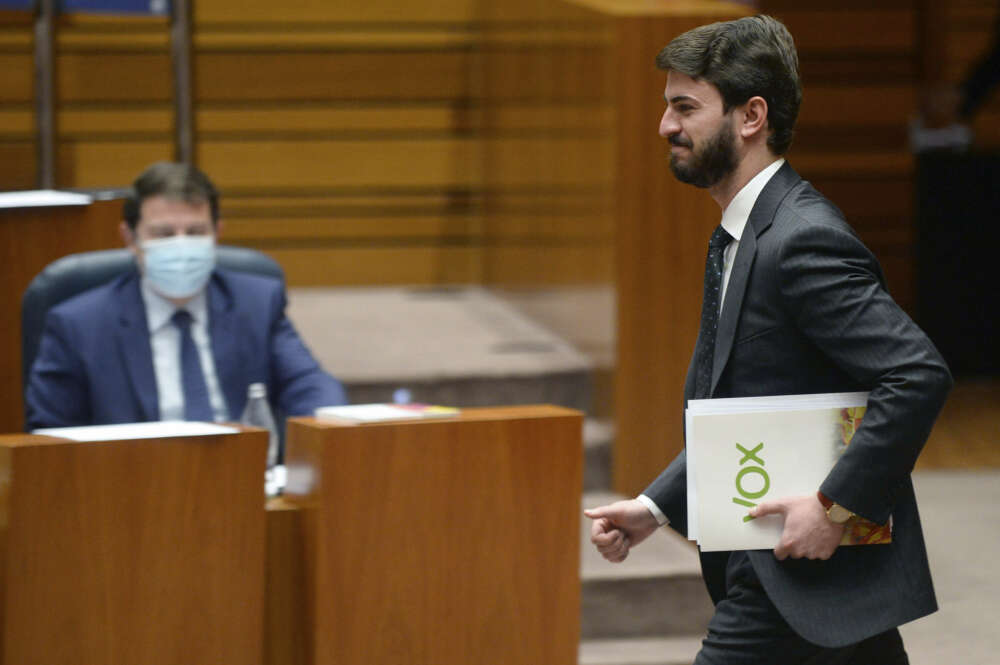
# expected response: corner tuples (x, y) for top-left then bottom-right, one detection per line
(666, 94), (700, 105)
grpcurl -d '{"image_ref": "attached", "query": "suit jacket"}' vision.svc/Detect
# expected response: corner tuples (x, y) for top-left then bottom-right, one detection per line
(26, 268), (346, 429)
(644, 163), (952, 647)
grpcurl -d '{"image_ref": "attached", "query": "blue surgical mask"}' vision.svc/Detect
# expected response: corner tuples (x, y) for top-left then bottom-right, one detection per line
(141, 235), (216, 299)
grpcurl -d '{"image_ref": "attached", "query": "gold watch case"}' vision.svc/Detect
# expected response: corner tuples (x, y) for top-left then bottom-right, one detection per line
(826, 503), (854, 524)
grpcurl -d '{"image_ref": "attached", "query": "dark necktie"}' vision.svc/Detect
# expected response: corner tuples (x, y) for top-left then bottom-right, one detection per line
(694, 225), (734, 399)
(172, 310), (214, 422)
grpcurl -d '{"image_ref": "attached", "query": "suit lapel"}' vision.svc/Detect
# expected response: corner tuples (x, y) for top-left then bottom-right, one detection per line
(116, 272), (159, 420)
(712, 230), (757, 393)
(710, 162), (802, 395)
(207, 272), (246, 420)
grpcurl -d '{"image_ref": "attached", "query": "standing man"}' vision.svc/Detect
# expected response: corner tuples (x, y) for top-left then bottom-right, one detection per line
(586, 16), (951, 664)
(27, 161), (347, 430)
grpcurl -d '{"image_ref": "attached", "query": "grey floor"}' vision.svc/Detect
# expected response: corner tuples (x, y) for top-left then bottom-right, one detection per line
(901, 471), (1000, 665)
(577, 471), (1000, 665)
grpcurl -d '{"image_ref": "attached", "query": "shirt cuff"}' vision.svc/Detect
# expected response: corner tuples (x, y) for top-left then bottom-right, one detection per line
(636, 494), (669, 527)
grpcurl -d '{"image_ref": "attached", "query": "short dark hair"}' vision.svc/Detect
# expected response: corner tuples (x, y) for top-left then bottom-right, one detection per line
(656, 14), (802, 155)
(122, 161), (220, 230)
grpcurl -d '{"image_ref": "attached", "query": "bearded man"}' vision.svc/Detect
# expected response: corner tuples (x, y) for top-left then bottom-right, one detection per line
(585, 15), (951, 665)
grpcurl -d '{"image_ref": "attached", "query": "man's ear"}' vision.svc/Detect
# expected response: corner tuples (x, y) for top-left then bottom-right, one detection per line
(739, 96), (769, 140)
(120, 221), (137, 253)
(214, 218), (224, 242)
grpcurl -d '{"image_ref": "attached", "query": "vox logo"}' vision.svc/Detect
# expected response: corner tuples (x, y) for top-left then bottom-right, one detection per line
(731, 443), (769, 522)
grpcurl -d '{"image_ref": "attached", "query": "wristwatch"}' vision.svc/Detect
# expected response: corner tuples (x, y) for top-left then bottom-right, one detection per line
(817, 491), (854, 525)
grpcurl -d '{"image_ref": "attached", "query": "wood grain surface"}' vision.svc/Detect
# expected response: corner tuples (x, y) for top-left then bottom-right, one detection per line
(0, 428), (268, 665)
(265, 498), (308, 665)
(0, 200), (124, 433)
(281, 405), (583, 665)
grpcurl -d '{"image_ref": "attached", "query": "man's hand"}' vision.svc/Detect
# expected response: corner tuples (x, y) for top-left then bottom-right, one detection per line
(584, 499), (659, 563)
(749, 494), (845, 561)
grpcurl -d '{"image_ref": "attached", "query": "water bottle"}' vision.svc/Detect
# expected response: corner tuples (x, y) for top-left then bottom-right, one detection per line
(240, 382), (281, 494)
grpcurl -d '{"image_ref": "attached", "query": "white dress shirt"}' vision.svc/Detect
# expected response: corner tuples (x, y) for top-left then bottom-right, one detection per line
(141, 279), (229, 422)
(717, 158), (786, 312)
(639, 158), (786, 527)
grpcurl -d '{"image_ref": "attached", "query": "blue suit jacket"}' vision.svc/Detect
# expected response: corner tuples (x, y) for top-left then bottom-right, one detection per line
(26, 268), (346, 429)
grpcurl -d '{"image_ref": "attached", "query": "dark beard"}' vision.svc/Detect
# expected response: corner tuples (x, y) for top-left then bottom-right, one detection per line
(669, 121), (738, 189)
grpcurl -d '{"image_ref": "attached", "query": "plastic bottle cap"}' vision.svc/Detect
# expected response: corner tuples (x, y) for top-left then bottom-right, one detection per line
(247, 382), (267, 399)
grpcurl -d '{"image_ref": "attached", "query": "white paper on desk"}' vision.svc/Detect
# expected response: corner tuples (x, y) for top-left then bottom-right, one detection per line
(685, 392), (868, 551)
(33, 420), (238, 441)
(0, 189), (93, 209)
(314, 403), (458, 423)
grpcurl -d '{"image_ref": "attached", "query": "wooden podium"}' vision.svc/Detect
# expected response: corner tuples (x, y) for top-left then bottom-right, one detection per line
(0, 427), (268, 665)
(276, 405), (583, 665)
(0, 196), (123, 433)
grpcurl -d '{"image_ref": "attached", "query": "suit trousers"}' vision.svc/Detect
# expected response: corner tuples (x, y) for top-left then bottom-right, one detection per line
(693, 551), (909, 665)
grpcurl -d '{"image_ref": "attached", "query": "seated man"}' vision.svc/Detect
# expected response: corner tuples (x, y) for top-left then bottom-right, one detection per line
(26, 161), (346, 430)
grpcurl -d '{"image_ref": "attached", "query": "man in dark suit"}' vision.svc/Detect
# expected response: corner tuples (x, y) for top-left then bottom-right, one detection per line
(26, 161), (346, 431)
(585, 15), (951, 664)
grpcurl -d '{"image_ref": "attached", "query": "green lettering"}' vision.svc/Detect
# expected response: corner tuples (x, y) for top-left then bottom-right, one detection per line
(735, 466), (770, 499)
(736, 442), (765, 466)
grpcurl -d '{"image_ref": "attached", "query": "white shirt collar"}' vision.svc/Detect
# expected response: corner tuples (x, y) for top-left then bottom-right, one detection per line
(720, 158), (785, 242)
(140, 276), (209, 334)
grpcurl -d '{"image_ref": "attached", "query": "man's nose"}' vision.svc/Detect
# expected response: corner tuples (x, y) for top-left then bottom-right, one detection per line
(659, 109), (679, 138)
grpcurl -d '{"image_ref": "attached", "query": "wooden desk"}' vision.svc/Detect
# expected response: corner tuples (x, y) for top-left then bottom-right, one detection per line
(0, 197), (122, 433)
(274, 405), (583, 665)
(0, 427), (267, 665)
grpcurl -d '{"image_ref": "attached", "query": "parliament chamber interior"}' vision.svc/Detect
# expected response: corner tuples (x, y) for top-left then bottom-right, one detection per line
(0, 1), (997, 664)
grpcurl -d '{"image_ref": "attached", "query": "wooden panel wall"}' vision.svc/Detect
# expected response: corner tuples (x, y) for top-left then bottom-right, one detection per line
(5, 2), (989, 295)
(193, 1), (483, 286)
(0, 1), (618, 288)
(759, 0), (920, 313)
(0, 11), (37, 191)
(0, 12), (175, 196)
(478, 1), (616, 286)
